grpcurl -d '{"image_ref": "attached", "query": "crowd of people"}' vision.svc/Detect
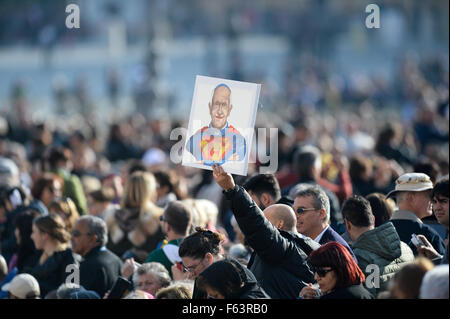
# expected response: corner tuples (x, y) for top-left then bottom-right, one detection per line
(0, 114), (448, 299)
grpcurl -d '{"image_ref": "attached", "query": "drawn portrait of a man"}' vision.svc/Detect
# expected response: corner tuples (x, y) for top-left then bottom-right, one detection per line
(186, 83), (247, 166)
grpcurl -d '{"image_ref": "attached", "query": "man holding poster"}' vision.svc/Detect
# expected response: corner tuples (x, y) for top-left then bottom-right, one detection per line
(186, 83), (247, 166)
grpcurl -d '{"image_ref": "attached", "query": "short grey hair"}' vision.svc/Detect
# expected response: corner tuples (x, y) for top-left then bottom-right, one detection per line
(289, 183), (313, 200)
(78, 215), (108, 246)
(133, 262), (171, 289)
(419, 265), (449, 299)
(295, 185), (330, 223)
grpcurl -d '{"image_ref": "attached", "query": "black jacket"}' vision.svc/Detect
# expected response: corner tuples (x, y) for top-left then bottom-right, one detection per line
(79, 246), (123, 297)
(320, 284), (374, 299)
(238, 266), (271, 299)
(29, 248), (79, 297)
(224, 185), (320, 299)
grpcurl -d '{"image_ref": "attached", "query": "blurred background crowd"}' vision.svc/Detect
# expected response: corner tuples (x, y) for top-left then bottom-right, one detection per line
(0, 0), (448, 300)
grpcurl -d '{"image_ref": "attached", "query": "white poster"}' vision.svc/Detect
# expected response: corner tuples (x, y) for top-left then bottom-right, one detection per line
(182, 75), (261, 176)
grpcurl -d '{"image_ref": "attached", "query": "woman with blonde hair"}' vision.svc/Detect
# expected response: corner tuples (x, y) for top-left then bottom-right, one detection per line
(30, 214), (78, 297)
(105, 171), (165, 263)
(48, 197), (80, 232)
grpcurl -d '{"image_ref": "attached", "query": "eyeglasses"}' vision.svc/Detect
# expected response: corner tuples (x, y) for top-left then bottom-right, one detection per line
(312, 267), (334, 277)
(159, 215), (165, 222)
(180, 260), (202, 273)
(296, 207), (317, 215)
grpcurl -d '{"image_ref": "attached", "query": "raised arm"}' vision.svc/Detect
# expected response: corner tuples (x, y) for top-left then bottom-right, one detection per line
(212, 164), (294, 264)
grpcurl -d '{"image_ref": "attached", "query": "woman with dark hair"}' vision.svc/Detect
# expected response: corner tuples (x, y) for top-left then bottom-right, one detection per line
(11, 210), (42, 273)
(31, 173), (63, 209)
(0, 186), (35, 266)
(299, 242), (373, 299)
(29, 214), (78, 297)
(366, 193), (394, 227)
(196, 258), (270, 299)
(174, 227), (225, 299)
(177, 227), (224, 280)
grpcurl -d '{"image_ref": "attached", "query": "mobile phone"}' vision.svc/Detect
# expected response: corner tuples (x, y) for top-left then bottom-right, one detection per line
(410, 234), (425, 247)
(107, 276), (133, 299)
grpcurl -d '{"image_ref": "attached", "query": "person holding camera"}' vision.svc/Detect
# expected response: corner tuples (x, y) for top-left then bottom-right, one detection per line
(417, 176), (449, 264)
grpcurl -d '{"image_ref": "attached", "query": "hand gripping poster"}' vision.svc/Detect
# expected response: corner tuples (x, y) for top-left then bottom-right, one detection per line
(182, 75), (261, 176)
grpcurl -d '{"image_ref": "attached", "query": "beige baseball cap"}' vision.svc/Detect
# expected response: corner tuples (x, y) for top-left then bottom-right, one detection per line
(386, 173), (434, 199)
(1, 274), (40, 299)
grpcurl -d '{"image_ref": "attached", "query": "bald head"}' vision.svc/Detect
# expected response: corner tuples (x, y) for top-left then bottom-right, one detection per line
(264, 204), (297, 232)
(209, 84), (232, 130)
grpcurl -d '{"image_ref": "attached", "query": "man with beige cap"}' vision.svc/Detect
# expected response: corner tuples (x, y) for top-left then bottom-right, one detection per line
(387, 173), (446, 256)
(1, 273), (40, 299)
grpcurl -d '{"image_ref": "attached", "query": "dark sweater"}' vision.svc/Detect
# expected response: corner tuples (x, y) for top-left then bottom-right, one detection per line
(79, 246), (123, 297)
(29, 248), (79, 297)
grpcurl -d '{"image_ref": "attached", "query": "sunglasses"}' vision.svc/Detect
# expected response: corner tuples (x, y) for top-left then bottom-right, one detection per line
(71, 230), (92, 238)
(312, 267), (334, 277)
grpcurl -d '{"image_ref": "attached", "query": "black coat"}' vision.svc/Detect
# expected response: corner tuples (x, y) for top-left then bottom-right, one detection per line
(79, 246), (123, 297)
(238, 266), (271, 299)
(224, 186), (320, 299)
(320, 284), (374, 299)
(29, 248), (79, 297)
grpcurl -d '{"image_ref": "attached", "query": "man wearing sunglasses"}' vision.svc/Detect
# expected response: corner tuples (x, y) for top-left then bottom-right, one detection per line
(293, 185), (357, 262)
(212, 164), (320, 299)
(71, 215), (122, 297)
